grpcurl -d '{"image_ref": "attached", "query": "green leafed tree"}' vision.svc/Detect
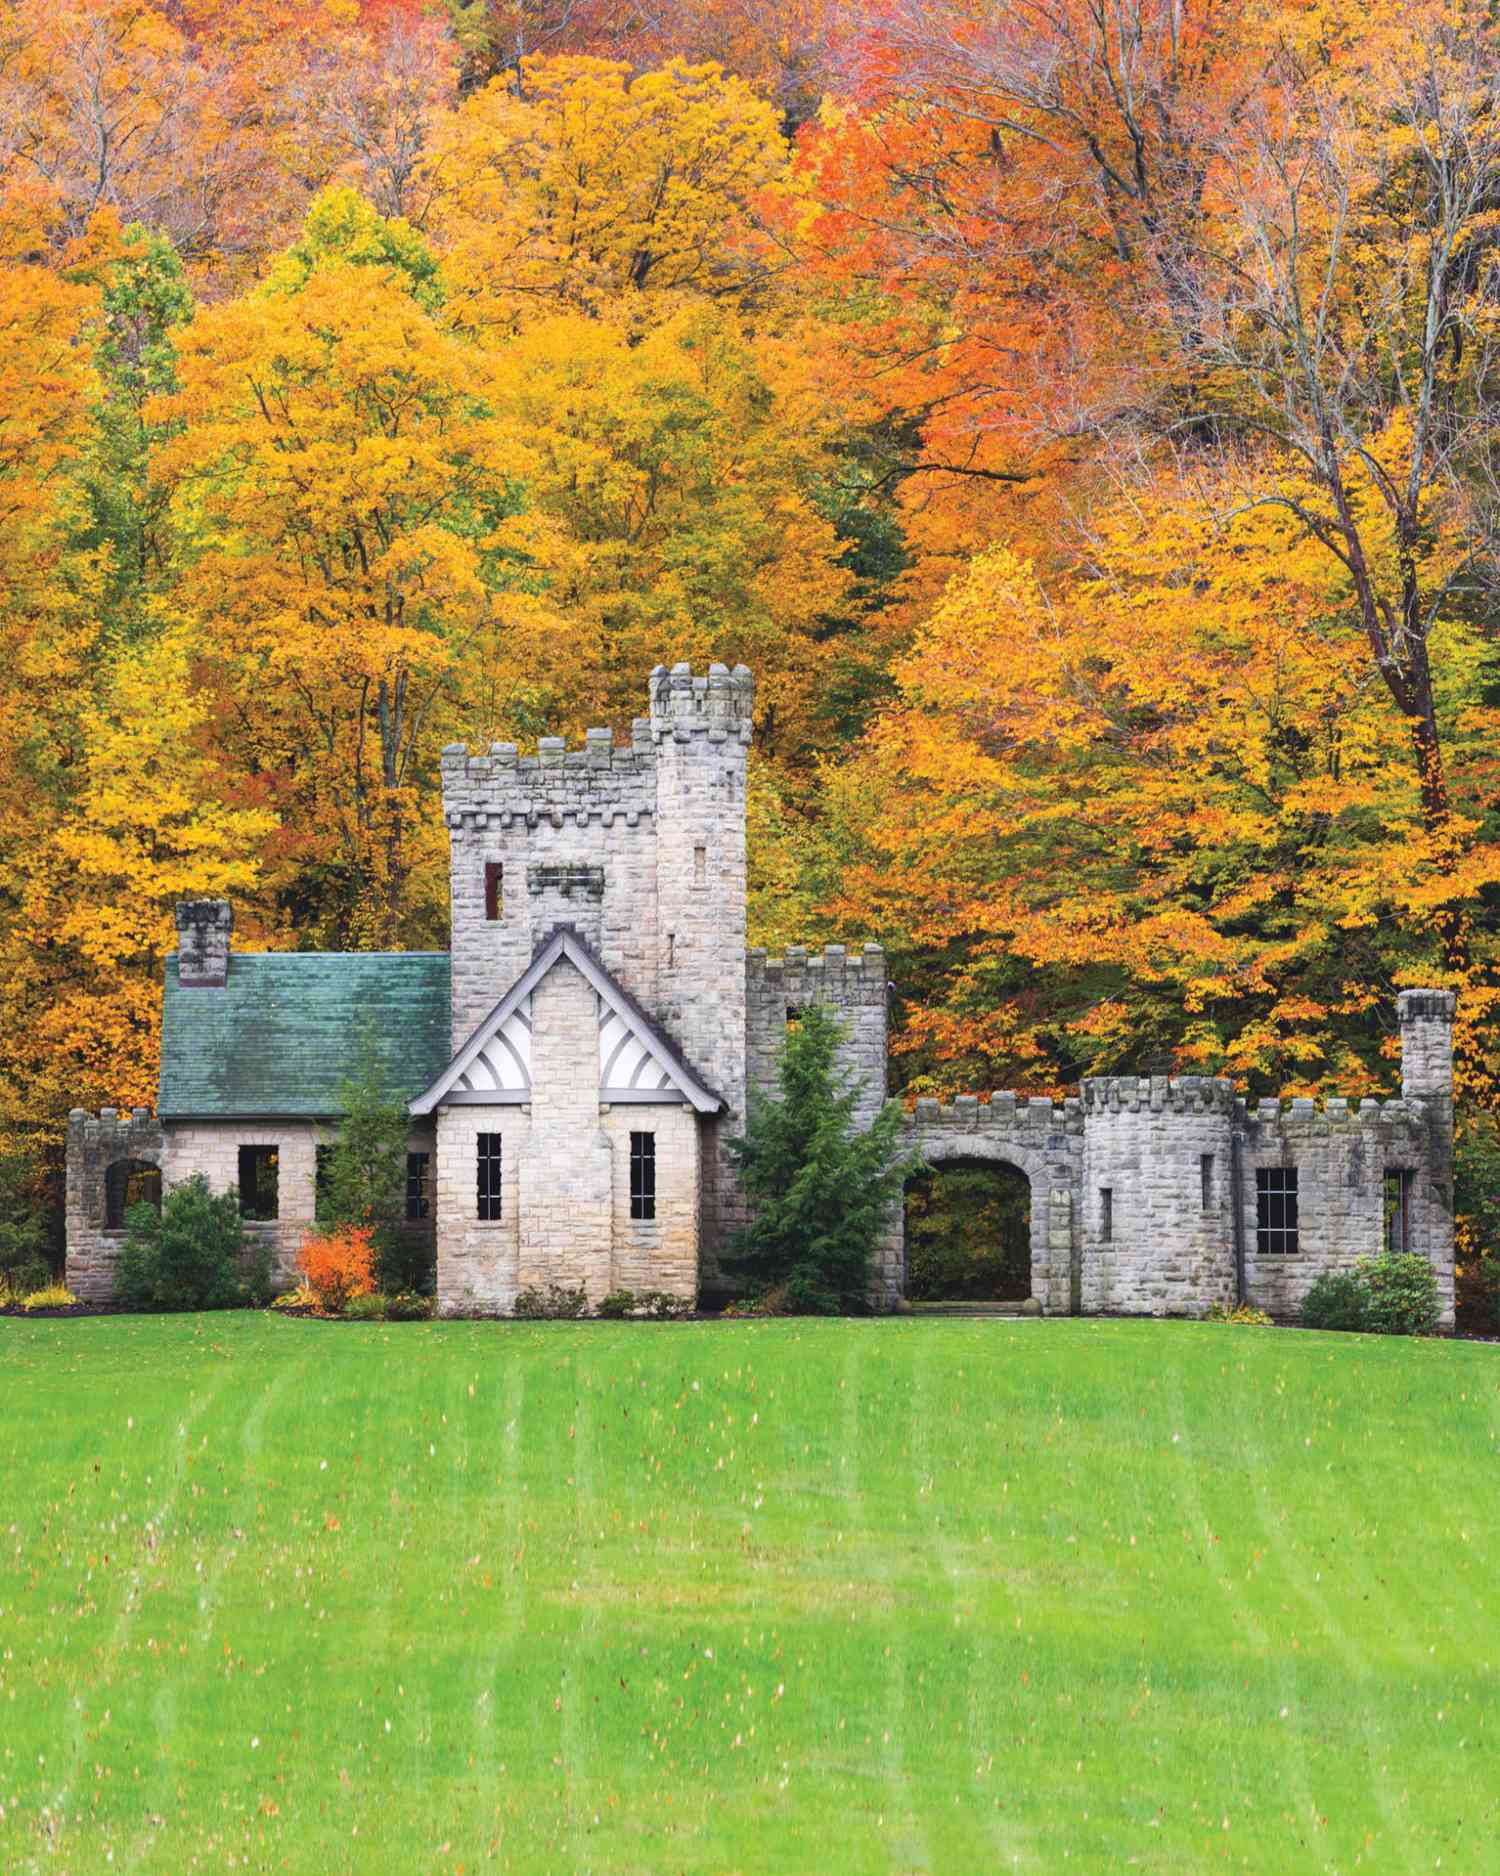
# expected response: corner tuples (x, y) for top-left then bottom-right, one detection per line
(727, 1002), (919, 1313)
(317, 1025), (428, 1293)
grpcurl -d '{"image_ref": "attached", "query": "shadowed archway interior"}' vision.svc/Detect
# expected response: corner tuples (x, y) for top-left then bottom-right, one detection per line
(903, 1157), (1032, 1301)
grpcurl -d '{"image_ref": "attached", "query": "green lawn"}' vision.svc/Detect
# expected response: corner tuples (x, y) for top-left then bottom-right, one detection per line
(1, 1316), (1496, 1873)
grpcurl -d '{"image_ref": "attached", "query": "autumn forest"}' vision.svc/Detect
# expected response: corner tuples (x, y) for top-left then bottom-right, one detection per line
(4, 0), (1500, 1274)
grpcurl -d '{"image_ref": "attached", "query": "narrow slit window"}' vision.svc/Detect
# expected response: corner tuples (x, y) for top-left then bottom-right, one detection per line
(238, 1145), (279, 1221)
(1255, 1166), (1299, 1256)
(477, 1133), (503, 1221)
(315, 1143), (334, 1215)
(1099, 1187), (1113, 1243)
(484, 862), (503, 922)
(693, 845), (707, 887)
(406, 1151), (431, 1222)
(630, 1131), (656, 1222)
(785, 1005), (803, 1034)
(1200, 1153), (1215, 1212)
(1384, 1169), (1413, 1254)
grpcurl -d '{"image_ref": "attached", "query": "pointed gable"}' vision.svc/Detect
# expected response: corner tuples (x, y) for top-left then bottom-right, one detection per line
(409, 927), (724, 1116)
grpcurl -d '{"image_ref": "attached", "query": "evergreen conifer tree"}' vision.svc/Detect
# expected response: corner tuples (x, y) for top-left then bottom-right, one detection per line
(727, 1003), (920, 1313)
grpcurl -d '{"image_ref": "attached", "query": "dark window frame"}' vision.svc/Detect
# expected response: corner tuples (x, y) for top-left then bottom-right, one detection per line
(477, 1133), (503, 1221)
(1201, 1153), (1215, 1212)
(484, 862), (503, 922)
(1255, 1165), (1299, 1256)
(630, 1130), (656, 1222)
(238, 1144), (280, 1222)
(1384, 1168), (1414, 1254)
(406, 1150), (431, 1222)
(1099, 1187), (1113, 1243)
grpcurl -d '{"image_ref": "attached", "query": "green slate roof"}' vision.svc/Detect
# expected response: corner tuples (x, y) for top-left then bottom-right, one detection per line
(158, 952), (452, 1120)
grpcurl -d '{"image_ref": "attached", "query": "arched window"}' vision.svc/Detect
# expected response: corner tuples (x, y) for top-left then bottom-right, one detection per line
(105, 1159), (162, 1232)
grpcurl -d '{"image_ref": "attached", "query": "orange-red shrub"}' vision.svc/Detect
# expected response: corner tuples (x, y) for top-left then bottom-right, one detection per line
(297, 1225), (377, 1312)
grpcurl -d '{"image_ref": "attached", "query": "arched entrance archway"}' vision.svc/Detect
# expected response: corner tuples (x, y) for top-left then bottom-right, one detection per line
(104, 1158), (162, 1231)
(904, 1157), (1031, 1300)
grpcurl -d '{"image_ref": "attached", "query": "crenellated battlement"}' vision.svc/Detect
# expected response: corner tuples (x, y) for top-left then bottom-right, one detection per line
(649, 661), (754, 743)
(1238, 1093), (1425, 1134)
(905, 1091), (1083, 1138)
(747, 942), (886, 1000)
(1082, 1075), (1237, 1117)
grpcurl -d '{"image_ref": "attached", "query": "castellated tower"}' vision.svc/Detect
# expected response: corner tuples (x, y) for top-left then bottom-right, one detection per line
(439, 660), (754, 1257)
(1079, 1075), (1238, 1315)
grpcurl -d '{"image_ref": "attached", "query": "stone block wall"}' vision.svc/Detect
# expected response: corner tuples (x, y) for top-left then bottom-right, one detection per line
(747, 944), (889, 1124)
(602, 1105), (699, 1299)
(64, 1108), (164, 1301)
(435, 1105), (528, 1316)
(901, 1094), (1086, 1314)
(1240, 1096), (1455, 1328)
(1079, 1077), (1237, 1318)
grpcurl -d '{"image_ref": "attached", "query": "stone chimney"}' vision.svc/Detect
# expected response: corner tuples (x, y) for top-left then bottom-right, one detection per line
(1398, 988), (1456, 1102)
(175, 900), (233, 988)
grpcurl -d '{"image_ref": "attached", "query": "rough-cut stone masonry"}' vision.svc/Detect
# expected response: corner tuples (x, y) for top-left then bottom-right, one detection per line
(66, 658), (1458, 1327)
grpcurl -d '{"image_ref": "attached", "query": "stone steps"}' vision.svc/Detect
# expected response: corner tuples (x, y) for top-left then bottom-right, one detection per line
(900, 1300), (1042, 1319)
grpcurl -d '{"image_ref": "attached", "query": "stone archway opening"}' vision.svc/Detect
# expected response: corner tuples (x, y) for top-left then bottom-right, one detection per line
(903, 1157), (1032, 1301)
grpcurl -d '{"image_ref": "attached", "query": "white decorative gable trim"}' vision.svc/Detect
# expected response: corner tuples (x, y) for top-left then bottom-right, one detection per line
(409, 926), (724, 1116)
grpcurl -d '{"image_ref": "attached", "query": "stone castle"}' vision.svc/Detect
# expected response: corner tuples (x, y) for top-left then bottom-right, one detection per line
(66, 663), (1458, 1326)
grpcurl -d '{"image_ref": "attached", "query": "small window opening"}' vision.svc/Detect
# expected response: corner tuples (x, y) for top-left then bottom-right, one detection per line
(238, 1145), (279, 1221)
(477, 1133), (503, 1221)
(105, 1159), (161, 1231)
(693, 845), (707, 887)
(1255, 1166), (1299, 1255)
(630, 1131), (656, 1222)
(315, 1143), (335, 1214)
(786, 1005), (803, 1034)
(406, 1151), (431, 1222)
(666, 931), (675, 970)
(484, 862), (503, 922)
(1201, 1153), (1215, 1212)
(1099, 1187), (1113, 1243)
(1384, 1169), (1414, 1254)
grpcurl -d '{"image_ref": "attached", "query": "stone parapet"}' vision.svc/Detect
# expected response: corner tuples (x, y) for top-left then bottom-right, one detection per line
(649, 661), (754, 743)
(747, 943), (887, 1002)
(1081, 1075), (1236, 1116)
(905, 1091), (1083, 1139)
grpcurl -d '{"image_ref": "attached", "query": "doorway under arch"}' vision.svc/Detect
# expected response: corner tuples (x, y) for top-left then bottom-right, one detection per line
(903, 1157), (1032, 1301)
(104, 1158), (162, 1232)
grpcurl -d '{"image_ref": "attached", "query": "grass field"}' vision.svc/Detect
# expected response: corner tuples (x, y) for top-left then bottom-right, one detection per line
(2, 1314), (1496, 1874)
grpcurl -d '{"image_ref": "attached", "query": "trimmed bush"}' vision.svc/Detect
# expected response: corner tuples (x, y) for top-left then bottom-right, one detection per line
(1360, 1252), (1440, 1336)
(514, 1283), (588, 1319)
(597, 1288), (636, 1319)
(387, 1291), (434, 1321)
(1301, 1270), (1371, 1333)
(115, 1176), (247, 1311)
(344, 1291), (390, 1321)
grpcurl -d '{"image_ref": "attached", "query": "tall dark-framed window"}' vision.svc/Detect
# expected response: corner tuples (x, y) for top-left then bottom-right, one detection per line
(1384, 1169), (1414, 1253)
(315, 1144), (335, 1214)
(1255, 1166), (1299, 1256)
(1200, 1154), (1215, 1212)
(1099, 1187), (1113, 1243)
(238, 1145), (279, 1221)
(630, 1131), (656, 1222)
(477, 1133), (503, 1220)
(406, 1151), (431, 1221)
(484, 862), (503, 922)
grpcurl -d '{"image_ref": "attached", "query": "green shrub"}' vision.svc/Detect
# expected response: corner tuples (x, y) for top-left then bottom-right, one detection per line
(387, 1291), (434, 1321)
(727, 1003), (922, 1314)
(344, 1291), (390, 1321)
(1301, 1270), (1371, 1333)
(317, 1027), (434, 1296)
(597, 1288), (636, 1319)
(20, 1283), (79, 1310)
(635, 1288), (693, 1320)
(114, 1176), (247, 1311)
(1359, 1252), (1440, 1336)
(513, 1282), (588, 1320)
